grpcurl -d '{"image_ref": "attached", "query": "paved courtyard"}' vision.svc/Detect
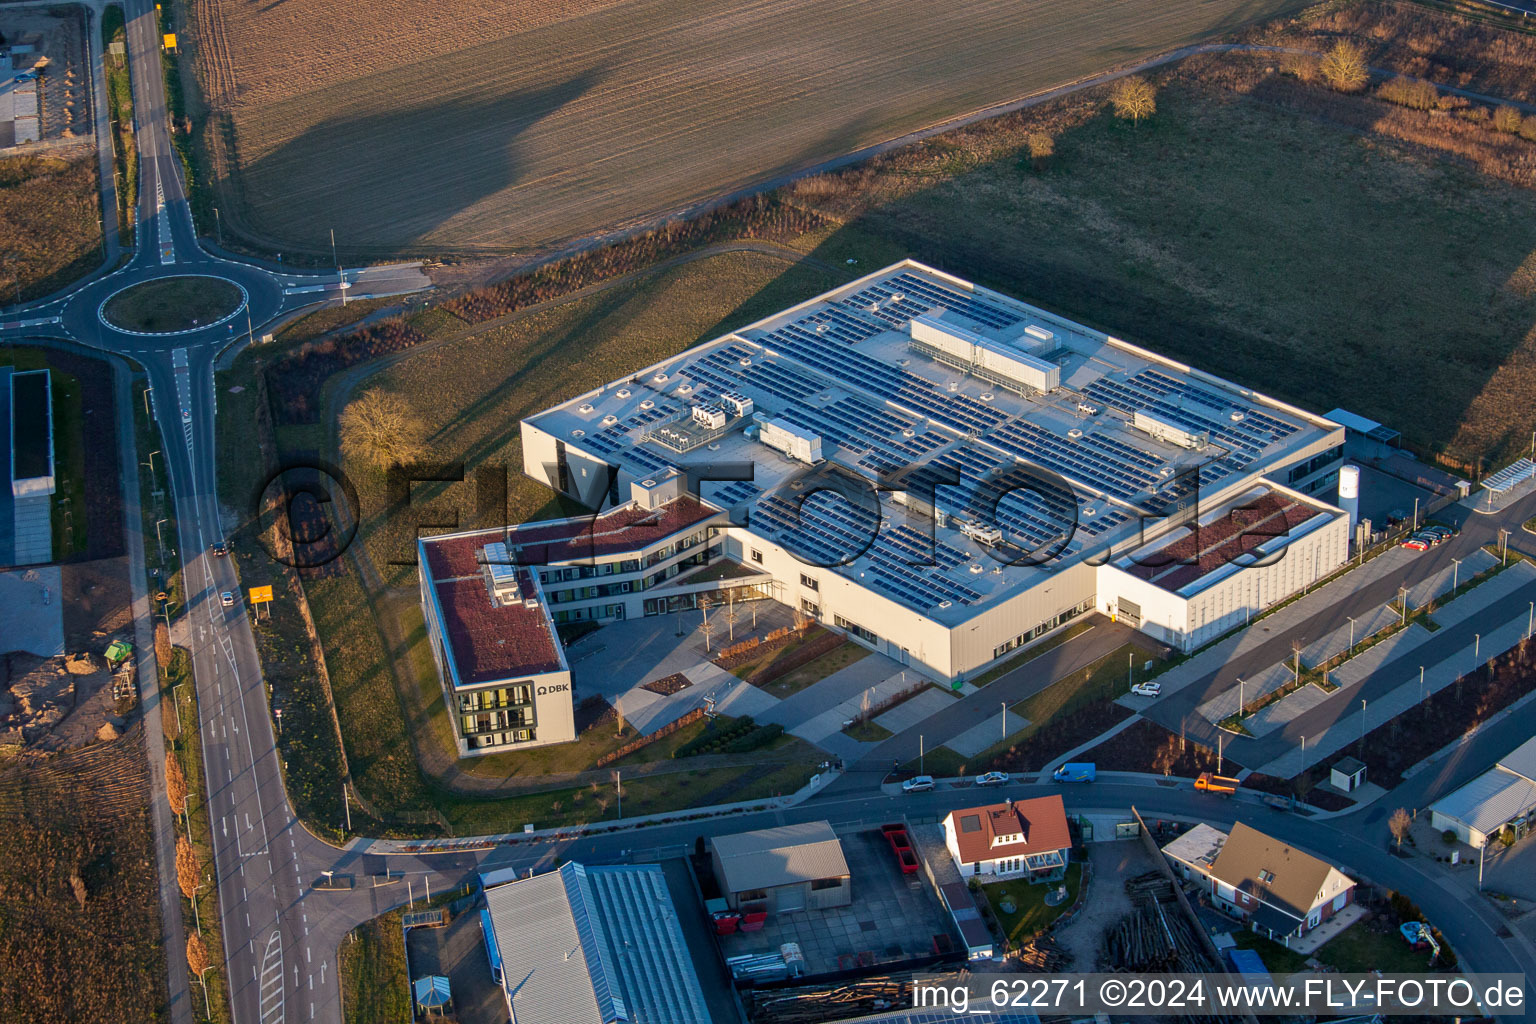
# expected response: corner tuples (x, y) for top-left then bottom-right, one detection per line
(715, 829), (957, 976)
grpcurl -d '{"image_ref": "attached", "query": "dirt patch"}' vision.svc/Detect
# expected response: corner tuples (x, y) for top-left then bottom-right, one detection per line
(640, 672), (691, 696)
(0, 651), (132, 753)
(1053, 840), (1160, 969)
(60, 557), (132, 649)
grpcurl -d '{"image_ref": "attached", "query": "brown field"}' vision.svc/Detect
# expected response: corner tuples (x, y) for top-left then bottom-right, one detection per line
(0, 151), (103, 302)
(0, 730), (166, 1023)
(182, 0), (1308, 255)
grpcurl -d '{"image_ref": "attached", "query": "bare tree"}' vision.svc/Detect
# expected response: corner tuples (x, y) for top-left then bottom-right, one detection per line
(339, 388), (428, 470)
(1110, 77), (1157, 126)
(1389, 807), (1413, 852)
(1320, 41), (1369, 93)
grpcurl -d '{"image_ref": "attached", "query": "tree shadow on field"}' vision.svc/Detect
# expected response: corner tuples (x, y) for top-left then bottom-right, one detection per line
(236, 69), (603, 252)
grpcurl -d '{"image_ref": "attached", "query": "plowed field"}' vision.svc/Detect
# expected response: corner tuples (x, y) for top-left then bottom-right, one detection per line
(186, 0), (1306, 255)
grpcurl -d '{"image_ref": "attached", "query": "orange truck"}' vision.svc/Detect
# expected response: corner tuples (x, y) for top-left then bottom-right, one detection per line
(1195, 772), (1240, 795)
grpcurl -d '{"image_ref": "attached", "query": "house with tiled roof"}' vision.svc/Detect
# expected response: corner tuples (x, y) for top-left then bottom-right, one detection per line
(1163, 822), (1355, 945)
(941, 795), (1071, 883)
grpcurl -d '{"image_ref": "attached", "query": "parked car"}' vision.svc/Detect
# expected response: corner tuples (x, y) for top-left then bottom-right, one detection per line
(901, 775), (935, 793)
(1402, 538), (1430, 551)
(1423, 525), (1454, 539)
(220, 591), (236, 607)
(1415, 532), (1444, 547)
(1052, 763), (1096, 783)
(1131, 682), (1162, 697)
(975, 771), (1010, 787)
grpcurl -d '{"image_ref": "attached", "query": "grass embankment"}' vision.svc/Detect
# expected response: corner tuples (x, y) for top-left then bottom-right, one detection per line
(740, 638), (871, 697)
(132, 379), (183, 616)
(968, 621), (1096, 688)
(981, 862), (1083, 950)
(164, 647), (232, 1024)
(102, 4), (136, 248)
(339, 908), (408, 1024)
(920, 642), (1147, 778)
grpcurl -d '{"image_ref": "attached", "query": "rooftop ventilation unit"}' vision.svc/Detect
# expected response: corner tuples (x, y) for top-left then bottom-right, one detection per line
(602, 414), (618, 425)
(959, 519), (1004, 546)
(1024, 324), (1054, 344)
(639, 399), (655, 410)
(1133, 409), (1206, 449)
(980, 393), (994, 402)
(1067, 428), (1084, 439)
(909, 315), (1059, 394)
(616, 388), (632, 399)
(1077, 402), (1099, 416)
(677, 383), (693, 395)
(760, 418), (823, 465)
(653, 373), (669, 384)
(571, 429), (585, 437)
(1229, 410), (1245, 422)
(577, 403), (594, 414)
(969, 564), (985, 575)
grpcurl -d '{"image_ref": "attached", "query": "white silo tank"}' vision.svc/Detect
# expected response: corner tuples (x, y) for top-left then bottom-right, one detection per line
(1338, 464), (1361, 530)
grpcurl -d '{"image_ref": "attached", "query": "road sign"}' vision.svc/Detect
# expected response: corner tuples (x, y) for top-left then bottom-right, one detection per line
(248, 585), (274, 604)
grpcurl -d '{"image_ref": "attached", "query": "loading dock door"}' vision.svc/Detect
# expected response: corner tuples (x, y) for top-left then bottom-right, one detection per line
(1117, 598), (1141, 627)
(777, 886), (805, 913)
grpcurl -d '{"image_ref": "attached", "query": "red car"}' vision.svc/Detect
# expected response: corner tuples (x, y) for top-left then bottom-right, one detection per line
(1402, 538), (1429, 551)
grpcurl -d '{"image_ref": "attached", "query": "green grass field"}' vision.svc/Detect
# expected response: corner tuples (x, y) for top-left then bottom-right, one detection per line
(982, 862), (1083, 950)
(197, 0), (1307, 254)
(339, 908), (408, 1024)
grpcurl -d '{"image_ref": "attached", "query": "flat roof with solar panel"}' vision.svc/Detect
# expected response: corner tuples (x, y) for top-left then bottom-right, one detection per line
(524, 260), (1342, 627)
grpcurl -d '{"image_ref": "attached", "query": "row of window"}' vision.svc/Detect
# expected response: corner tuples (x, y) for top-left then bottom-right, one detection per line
(535, 529), (717, 584)
(458, 684), (533, 714)
(546, 546), (722, 603)
(1286, 444), (1344, 484)
(467, 727), (536, 749)
(462, 707), (534, 737)
(834, 614), (880, 646)
(992, 597), (1095, 660)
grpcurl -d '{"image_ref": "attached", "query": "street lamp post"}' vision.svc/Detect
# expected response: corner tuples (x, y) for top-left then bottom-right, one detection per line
(1501, 529), (1510, 566)
(1347, 615), (1356, 653)
(1475, 633), (1481, 664)
(1001, 702), (1007, 745)
(1419, 665), (1425, 704)
(1451, 557), (1462, 593)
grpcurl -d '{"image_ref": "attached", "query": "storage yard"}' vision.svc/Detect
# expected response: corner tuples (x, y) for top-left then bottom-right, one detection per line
(183, 0), (1309, 254)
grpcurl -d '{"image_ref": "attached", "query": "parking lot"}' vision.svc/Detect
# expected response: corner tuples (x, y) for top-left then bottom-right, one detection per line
(716, 828), (958, 978)
(404, 902), (504, 1024)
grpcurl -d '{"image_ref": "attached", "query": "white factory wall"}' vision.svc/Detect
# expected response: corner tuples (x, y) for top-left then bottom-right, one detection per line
(1095, 510), (1349, 652)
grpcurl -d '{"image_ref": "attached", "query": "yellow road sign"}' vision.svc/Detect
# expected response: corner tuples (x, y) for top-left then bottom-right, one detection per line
(248, 585), (274, 604)
(163, 33), (177, 51)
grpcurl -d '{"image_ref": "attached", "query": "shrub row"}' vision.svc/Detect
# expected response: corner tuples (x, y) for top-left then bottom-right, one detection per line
(673, 716), (784, 757)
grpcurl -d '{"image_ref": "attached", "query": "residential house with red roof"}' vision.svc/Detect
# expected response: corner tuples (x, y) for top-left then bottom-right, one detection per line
(942, 795), (1072, 883)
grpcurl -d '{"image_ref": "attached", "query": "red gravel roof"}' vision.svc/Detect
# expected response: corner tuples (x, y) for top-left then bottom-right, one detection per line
(1126, 491), (1324, 593)
(946, 796), (1070, 865)
(421, 535), (565, 684)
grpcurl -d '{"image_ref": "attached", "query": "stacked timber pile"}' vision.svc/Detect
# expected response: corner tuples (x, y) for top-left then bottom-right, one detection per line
(1101, 872), (1208, 972)
(750, 975), (913, 1024)
(1015, 933), (1069, 972)
(1100, 872), (1242, 1024)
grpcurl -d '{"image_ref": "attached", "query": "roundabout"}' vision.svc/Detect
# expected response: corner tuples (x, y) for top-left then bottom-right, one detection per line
(98, 274), (249, 335)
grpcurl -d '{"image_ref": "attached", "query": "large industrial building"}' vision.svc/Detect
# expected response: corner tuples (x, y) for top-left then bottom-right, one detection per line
(422, 260), (1348, 752)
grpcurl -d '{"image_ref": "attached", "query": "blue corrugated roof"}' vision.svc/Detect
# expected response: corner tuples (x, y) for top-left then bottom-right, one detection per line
(413, 975), (450, 1007)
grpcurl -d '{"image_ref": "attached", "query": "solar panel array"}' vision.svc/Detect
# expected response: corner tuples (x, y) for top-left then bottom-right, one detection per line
(712, 480), (760, 506)
(753, 490), (986, 608)
(1082, 369), (1299, 455)
(759, 319), (1008, 435)
(842, 271), (1024, 332)
(1483, 457), (1536, 493)
(985, 419), (1163, 502)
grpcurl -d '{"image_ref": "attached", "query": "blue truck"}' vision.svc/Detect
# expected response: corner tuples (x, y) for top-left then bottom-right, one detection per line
(1052, 762), (1096, 783)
